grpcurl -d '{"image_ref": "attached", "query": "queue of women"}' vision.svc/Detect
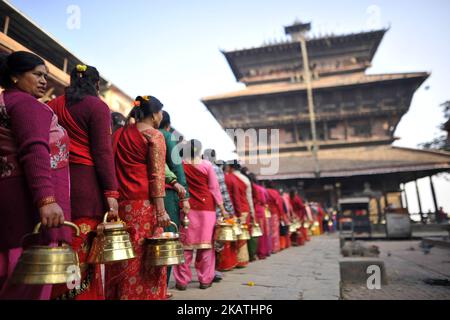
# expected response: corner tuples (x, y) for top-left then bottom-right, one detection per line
(0, 51), (330, 300)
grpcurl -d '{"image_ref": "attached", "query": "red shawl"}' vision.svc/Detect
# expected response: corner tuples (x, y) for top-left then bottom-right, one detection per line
(183, 163), (215, 211)
(113, 125), (166, 201)
(47, 95), (94, 166)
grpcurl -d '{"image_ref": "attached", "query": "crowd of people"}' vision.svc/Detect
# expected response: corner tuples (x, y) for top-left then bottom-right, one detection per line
(0, 51), (332, 300)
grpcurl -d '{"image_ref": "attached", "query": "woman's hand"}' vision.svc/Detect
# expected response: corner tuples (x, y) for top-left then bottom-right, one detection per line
(157, 211), (171, 228)
(173, 183), (187, 199)
(106, 197), (119, 220)
(181, 199), (190, 215)
(39, 203), (65, 228)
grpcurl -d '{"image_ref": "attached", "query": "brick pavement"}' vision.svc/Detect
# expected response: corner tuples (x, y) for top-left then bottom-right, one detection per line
(342, 240), (450, 300)
(169, 235), (341, 300)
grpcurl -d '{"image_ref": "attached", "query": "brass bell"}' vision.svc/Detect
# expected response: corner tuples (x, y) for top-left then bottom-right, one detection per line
(232, 222), (242, 237)
(251, 223), (263, 238)
(182, 214), (190, 229)
(216, 222), (237, 242)
(237, 224), (251, 241)
(87, 213), (136, 264)
(265, 207), (272, 218)
(144, 222), (185, 267)
(12, 222), (81, 285)
(289, 223), (297, 233)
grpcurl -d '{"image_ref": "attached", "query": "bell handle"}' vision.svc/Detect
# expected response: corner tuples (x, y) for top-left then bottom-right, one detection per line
(103, 212), (126, 226)
(170, 221), (179, 233)
(33, 221), (81, 237)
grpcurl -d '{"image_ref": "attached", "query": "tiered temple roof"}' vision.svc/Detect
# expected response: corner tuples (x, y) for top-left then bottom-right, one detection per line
(245, 145), (450, 181)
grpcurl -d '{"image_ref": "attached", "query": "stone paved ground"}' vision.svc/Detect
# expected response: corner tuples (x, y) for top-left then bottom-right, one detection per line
(342, 240), (450, 300)
(169, 235), (341, 300)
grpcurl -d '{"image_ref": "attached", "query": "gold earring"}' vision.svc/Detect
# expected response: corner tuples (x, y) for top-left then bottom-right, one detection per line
(12, 79), (18, 84)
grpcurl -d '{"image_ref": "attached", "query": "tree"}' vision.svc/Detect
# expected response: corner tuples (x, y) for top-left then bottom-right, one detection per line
(419, 101), (450, 152)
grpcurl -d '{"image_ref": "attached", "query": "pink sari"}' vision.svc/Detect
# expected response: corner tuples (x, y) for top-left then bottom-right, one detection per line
(174, 160), (222, 286)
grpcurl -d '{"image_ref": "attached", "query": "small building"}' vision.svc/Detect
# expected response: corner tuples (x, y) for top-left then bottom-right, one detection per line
(0, 1), (133, 115)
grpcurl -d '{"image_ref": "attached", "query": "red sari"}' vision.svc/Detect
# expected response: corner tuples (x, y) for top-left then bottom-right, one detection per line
(224, 172), (250, 268)
(105, 125), (167, 300)
(252, 184), (270, 259)
(48, 95), (118, 300)
(266, 189), (284, 254)
(290, 195), (306, 246)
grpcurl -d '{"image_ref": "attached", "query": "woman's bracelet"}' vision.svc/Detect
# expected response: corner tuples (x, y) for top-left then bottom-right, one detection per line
(37, 196), (57, 209)
(104, 190), (120, 199)
(156, 210), (167, 218)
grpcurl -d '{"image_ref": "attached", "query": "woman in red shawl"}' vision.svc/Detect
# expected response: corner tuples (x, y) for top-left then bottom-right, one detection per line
(289, 190), (306, 246)
(106, 96), (171, 300)
(265, 182), (285, 254)
(48, 65), (119, 300)
(224, 162), (251, 268)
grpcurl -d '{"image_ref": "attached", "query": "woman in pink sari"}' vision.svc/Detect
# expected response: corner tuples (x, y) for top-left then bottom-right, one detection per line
(174, 140), (225, 290)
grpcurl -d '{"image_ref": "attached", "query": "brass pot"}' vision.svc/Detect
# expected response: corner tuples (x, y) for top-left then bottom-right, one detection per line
(232, 222), (243, 237)
(12, 222), (81, 285)
(251, 223), (263, 238)
(237, 225), (251, 241)
(216, 223), (237, 242)
(289, 223), (298, 233)
(87, 213), (136, 264)
(144, 222), (185, 267)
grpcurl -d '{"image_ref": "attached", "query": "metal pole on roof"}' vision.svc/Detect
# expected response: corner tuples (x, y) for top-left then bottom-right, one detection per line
(298, 32), (321, 178)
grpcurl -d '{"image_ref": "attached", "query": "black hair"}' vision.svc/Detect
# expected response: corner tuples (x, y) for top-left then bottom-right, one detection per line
(249, 173), (258, 184)
(203, 149), (216, 162)
(188, 139), (202, 159)
(127, 95), (164, 123)
(111, 112), (126, 133)
(0, 51), (46, 89)
(289, 189), (296, 199)
(232, 161), (241, 171)
(159, 110), (171, 129)
(65, 65), (100, 106)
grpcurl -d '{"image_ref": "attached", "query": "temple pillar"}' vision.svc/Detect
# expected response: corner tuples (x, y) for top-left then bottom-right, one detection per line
(376, 197), (383, 225)
(415, 180), (424, 223)
(429, 175), (439, 214)
(401, 183), (409, 213)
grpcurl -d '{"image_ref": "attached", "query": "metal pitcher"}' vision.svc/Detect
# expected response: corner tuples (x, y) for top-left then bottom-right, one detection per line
(232, 219), (243, 237)
(87, 213), (136, 264)
(237, 224), (251, 241)
(216, 222), (237, 241)
(12, 222), (81, 285)
(251, 223), (263, 238)
(144, 222), (185, 267)
(289, 223), (298, 233)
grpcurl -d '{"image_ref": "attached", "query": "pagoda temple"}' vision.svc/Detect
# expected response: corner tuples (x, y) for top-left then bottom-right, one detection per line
(202, 22), (450, 222)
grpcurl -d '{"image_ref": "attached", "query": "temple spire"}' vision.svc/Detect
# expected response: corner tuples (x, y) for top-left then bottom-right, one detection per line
(284, 21), (311, 41)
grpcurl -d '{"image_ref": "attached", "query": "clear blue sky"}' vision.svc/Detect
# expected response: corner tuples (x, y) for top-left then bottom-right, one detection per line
(8, 0), (450, 214)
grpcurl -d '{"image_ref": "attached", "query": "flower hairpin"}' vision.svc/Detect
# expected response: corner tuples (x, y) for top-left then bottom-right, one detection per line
(76, 64), (87, 72)
(134, 100), (141, 107)
(142, 96), (150, 102)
